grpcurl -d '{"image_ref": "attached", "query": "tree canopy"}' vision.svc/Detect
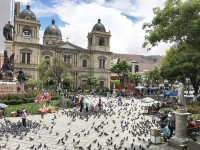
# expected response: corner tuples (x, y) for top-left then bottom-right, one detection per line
(143, 0), (200, 51)
(110, 59), (131, 88)
(110, 59), (131, 79)
(160, 44), (200, 97)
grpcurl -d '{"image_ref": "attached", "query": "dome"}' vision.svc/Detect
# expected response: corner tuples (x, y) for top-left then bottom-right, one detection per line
(44, 19), (62, 37)
(92, 19), (106, 32)
(19, 5), (36, 21)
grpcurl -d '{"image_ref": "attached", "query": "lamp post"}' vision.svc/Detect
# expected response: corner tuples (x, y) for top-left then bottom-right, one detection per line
(59, 78), (64, 107)
(135, 75), (139, 87)
(186, 78), (190, 95)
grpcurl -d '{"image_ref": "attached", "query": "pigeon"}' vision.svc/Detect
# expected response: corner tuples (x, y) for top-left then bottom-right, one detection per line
(57, 139), (60, 144)
(93, 139), (97, 143)
(37, 143), (42, 148)
(16, 144), (20, 150)
(30, 145), (34, 149)
(29, 137), (34, 141)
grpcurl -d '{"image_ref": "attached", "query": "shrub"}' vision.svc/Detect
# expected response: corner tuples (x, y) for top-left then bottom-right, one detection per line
(51, 95), (59, 100)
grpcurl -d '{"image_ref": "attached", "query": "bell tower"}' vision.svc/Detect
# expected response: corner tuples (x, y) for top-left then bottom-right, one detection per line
(87, 19), (111, 52)
(14, 4), (40, 44)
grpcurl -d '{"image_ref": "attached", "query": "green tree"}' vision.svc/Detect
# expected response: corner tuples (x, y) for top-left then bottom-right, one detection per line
(86, 76), (97, 90)
(143, 0), (200, 51)
(143, 0), (200, 101)
(63, 75), (74, 89)
(48, 58), (68, 85)
(36, 58), (50, 89)
(160, 45), (200, 101)
(145, 66), (163, 86)
(26, 79), (39, 90)
(110, 79), (120, 89)
(110, 59), (131, 88)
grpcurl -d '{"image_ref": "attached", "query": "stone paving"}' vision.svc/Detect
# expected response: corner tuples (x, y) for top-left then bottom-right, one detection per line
(0, 96), (178, 150)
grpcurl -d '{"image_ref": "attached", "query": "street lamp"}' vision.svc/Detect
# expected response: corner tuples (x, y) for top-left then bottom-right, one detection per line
(186, 78), (190, 95)
(135, 76), (139, 86)
(60, 78), (64, 107)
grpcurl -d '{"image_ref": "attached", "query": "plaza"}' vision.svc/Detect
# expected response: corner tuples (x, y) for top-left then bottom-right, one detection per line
(0, 96), (178, 150)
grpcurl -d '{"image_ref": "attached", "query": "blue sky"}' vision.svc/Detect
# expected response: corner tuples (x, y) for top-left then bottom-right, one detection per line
(16, 0), (169, 55)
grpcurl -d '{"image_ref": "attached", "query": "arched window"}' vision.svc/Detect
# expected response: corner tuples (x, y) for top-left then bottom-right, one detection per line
(82, 59), (87, 67)
(64, 55), (67, 62)
(45, 56), (50, 64)
(64, 55), (70, 62)
(67, 55), (70, 62)
(23, 26), (31, 36)
(99, 37), (104, 46)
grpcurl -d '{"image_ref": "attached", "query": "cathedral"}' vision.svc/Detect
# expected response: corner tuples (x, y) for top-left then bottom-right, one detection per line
(9, 3), (112, 89)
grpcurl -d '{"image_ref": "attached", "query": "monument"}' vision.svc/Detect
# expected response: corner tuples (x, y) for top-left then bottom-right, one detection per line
(0, 50), (15, 81)
(168, 82), (190, 149)
(0, 21), (25, 94)
(3, 21), (15, 41)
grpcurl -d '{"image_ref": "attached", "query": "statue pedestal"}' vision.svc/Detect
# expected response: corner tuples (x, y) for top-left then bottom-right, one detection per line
(4, 40), (13, 56)
(0, 81), (17, 94)
(168, 109), (190, 149)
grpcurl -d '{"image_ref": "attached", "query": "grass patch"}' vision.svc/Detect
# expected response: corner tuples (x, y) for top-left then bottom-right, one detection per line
(4, 100), (59, 116)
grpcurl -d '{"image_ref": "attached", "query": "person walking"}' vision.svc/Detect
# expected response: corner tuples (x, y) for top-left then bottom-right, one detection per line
(98, 99), (102, 111)
(21, 108), (27, 127)
(80, 97), (84, 112)
(118, 95), (122, 106)
(85, 102), (89, 112)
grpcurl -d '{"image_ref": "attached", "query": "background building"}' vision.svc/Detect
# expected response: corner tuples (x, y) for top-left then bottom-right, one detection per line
(10, 3), (112, 89)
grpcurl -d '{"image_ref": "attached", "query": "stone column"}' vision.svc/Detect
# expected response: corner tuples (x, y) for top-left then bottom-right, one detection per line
(168, 109), (191, 149)
(175, 111), (188, 138)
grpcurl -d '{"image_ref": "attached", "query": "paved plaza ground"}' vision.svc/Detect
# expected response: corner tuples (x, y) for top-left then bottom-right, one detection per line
(0, 96), (178, 150)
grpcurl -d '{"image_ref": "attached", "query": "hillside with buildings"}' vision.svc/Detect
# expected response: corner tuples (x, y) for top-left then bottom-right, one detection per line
(111, 53), (162, 72)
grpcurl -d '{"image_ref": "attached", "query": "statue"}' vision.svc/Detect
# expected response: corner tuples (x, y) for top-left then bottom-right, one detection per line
(3, 21), (15, 41)
(16, 68), (25, 84)
(178, 82), (187, 111)
(0, 50), (15, 76)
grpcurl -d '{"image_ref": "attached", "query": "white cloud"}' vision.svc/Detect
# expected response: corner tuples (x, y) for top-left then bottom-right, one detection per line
(20, 0), (170, 56)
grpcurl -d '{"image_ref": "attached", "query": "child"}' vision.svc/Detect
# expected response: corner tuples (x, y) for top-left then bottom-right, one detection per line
(21, 108), (27, 127)
(91, 105), (94, 111)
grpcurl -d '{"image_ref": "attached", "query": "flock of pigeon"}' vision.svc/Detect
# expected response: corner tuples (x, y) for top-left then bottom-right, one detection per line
(0, 97), (164, 150)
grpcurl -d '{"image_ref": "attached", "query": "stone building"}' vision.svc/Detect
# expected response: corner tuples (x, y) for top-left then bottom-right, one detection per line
(9, 4), (112, 89)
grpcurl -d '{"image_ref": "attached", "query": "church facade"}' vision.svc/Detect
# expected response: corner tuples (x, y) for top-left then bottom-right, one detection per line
(11, 4), (112, 89)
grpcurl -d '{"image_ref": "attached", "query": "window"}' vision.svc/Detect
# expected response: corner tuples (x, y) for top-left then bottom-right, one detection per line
(45, 56), (50, 65)
(22, 52), (25, 63)
(27, 53), (30, 64)
(64, 55), (67, 62)
(82, 59), (87, 67)
(99, 37), (104, 46)
(23, 26), (31, 36)
(99, 59), (105, 69)
(64, 55), (70, 62)
(21, 52), (31, 64)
